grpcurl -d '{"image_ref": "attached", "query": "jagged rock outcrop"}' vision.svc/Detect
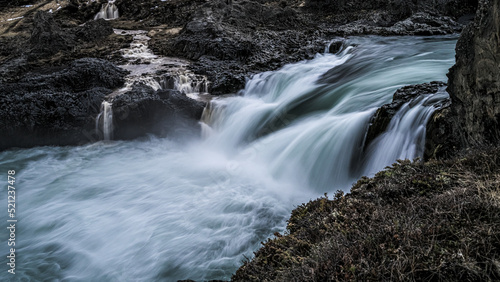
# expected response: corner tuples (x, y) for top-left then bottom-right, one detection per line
(426, 0), (500, 158)
(447, 0), (500, 145)
(0, 58), (127, 150)
(332, 12), (463, 35)
(29, 11), (77, 58)
(0, 9), (131, 84)
(28, 11), (117, 61)
(305, 0), (478, 19)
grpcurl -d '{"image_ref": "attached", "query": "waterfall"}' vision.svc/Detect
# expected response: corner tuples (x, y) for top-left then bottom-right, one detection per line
(1, 36), (458, 282)
(362, 91), (448, 174)
(203, 36), (455, 190)
(94, 1), (119, 20)
(96, 101), (114, 140)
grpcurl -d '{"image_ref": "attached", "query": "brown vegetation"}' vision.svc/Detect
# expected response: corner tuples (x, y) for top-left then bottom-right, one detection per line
(233, 147), (500, 281)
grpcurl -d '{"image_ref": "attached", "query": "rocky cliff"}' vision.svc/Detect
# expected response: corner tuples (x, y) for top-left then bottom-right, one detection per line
(426, 0), (500, 158)
(447, 0), (500, 145)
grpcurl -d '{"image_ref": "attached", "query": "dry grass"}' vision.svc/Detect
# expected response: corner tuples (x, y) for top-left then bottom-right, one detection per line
(232, 147), (500, 281)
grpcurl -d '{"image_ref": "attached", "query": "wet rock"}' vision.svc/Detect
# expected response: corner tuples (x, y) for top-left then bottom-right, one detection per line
(0, 57), (29, 84)
(365, 81), (446, 149)
(305, 0), (478, 20)
(0, 58), (127, 150)
(426, 0), (500, 157)
(112, 85), (206, 140)
(325, 39), (345, 54)
(1, 8), (130, 82)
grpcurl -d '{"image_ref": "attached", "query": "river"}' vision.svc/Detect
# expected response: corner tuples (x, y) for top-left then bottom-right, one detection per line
(0, 35), (457, 281)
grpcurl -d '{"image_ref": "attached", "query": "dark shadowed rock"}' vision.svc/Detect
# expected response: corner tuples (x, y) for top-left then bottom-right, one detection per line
(190, 56), (248, 95)
(75, 18), (114, 42)
(29, 11), (76, 58)
(17, 58), (127, 92)
(0, 58), (127, 150)
(426, 0), (500, 158)
(447, 0), (500, 145)
(112, 85), (206, 140)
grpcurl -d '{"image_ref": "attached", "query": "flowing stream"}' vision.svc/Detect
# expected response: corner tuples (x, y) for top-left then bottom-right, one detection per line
(0, 36), (457, 281)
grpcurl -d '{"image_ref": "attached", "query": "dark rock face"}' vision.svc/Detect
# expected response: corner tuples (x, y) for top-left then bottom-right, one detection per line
(332, 12), (463, 36)
(0, 0), (37, 11)
(29, 11), (76, 58)
(447, 0), (500, 146)
(426, 0), (500, 158)
(424, 104), (461, 159)
(75, 18), (114, 42)
(0, 58), (127, 150)
(0, 9), (130, 84)
(112, 85), (206, 140)
(365, 82), (447, 149)
(305, 0), (478, 19)
(28, 11), (117, 61)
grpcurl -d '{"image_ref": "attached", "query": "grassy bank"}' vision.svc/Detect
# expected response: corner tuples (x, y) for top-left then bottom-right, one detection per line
(233, 147), (500, 281)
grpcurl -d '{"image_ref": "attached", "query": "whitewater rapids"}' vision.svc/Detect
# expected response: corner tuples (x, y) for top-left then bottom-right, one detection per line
(0, 36), (457, 281)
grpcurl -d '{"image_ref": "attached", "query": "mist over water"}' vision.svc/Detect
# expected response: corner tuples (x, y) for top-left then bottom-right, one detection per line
(0, 36), (456, 281)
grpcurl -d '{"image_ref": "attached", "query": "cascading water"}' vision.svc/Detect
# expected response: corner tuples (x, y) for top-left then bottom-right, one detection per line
(201, 37), (454, 190)
(93, 29), (210, 141)
(0, 36), (457, 281)
(96, 101), (113, 140)
(115, 29), (210, 99)
(362, 91), (449, 175)
(94, 0), (119, 20)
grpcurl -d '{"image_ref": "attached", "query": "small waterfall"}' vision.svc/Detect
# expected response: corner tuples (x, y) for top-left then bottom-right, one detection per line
(157, 74), (209, 95)
(94, 1), (119, 20)
(175, 74), (193, 94)
(199, 99), (229, 138)
(114, 29), (211, 102)
(362, 91), (449, 175)
(96, 101), (114, 140)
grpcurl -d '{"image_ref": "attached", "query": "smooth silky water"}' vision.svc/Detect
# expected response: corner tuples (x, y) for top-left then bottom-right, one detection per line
(0, 36), (457, 281)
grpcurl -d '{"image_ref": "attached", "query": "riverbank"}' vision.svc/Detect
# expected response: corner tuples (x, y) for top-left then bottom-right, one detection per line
(233, 146), (500, 281)
(1, 0), (499, 281)
(232, 0), (500, 280)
